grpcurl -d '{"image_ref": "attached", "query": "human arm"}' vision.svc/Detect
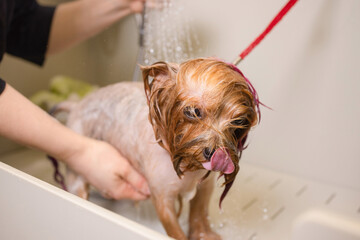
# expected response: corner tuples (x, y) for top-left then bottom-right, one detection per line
(47, 0), (145, 55)
(0, 83), (150, 200)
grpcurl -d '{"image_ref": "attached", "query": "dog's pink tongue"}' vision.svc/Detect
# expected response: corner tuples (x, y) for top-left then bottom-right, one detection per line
(202, 148), (235, 174)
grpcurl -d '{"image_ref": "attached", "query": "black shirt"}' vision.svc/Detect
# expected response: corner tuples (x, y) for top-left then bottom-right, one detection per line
(0, 0), (55, 95)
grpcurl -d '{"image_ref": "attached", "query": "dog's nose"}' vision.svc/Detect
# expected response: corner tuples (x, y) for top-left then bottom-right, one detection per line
(203, 148), (215, 160)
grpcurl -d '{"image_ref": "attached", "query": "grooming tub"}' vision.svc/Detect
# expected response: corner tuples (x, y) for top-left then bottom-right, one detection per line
(1, 0), (360, 239)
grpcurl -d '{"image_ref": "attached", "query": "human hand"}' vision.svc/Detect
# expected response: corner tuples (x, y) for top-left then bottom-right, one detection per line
(145, 0), (170, 9)
(127, 0), (146, 13)
(65, 138), (150, 200)
(109, 0), (145, 14)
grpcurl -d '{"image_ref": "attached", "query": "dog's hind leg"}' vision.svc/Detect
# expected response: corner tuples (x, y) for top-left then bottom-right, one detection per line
(188, 174), (221, 240)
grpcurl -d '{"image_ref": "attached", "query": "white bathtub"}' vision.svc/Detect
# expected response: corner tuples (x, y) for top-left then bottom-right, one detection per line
(1, 148), (359, 240)
(0, 149), (171, 240)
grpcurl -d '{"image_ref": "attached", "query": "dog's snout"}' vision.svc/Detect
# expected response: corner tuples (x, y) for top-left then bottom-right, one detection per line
(203, 148), (215, 160)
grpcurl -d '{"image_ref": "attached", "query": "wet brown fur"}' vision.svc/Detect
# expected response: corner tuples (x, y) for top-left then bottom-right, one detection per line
(62, 57), (258, 240)
(142, 58), (258, 205)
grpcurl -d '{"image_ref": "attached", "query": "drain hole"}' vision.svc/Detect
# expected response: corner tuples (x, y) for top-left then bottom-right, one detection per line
(248, 232), (257, 240)
(268, 178), (282, 190)
(271, 206), (285, 220)
(325, 193), (336, 205)
(242, 198), (258, 211)
(296, 184), (308, 197)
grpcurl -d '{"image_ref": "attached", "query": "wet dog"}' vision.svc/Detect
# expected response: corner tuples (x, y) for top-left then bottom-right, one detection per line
(62, 58), (259, 240)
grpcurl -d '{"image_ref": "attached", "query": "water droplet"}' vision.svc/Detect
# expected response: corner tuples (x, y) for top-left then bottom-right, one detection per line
(140, 0), (201, 65)
(218, 222), (224, 228)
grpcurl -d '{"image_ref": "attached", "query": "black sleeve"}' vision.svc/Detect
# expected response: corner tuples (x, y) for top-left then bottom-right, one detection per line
(6, 1), (55, 66)
(0, 78), (6, 95)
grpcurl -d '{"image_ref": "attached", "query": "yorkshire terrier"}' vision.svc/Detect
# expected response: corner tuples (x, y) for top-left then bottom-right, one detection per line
(60, 58), (259, 240)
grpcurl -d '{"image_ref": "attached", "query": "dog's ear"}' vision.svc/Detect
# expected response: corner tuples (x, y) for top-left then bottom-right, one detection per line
(140, 62), (178, 151)
(141, 62), (178, 102)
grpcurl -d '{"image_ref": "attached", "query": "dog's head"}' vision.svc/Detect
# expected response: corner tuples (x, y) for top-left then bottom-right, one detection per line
(141, 58), (259, 206)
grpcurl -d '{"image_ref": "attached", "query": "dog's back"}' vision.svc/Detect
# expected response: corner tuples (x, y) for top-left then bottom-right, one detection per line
(66, 82), (151, 170)
(65, 82), (202, 199)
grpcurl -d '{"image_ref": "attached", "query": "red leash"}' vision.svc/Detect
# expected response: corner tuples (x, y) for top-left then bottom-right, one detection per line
(233, 0), (298, 65)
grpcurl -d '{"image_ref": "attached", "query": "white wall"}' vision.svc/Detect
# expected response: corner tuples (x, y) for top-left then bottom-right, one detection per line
(1, 0), (359, 191)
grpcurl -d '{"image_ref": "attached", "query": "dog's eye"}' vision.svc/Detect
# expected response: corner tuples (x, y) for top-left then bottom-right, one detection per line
(231, 119), (249, 139)
(184, 107), (202, 120)
(231, 118), (250, 127)
(232, 119), (244, 126)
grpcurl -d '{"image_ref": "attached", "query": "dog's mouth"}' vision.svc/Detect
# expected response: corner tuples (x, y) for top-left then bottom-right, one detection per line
(172, 144), (239, 208)
(198, 146), (239, 208)
(201, 147), (235, 174)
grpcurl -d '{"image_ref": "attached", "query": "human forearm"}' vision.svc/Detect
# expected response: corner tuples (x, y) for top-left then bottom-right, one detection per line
(47, 0), (144, 55)
(0, 84), (85, 161)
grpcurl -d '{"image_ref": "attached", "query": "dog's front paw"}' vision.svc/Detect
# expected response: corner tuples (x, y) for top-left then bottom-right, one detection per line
(189, 230), (222, 240)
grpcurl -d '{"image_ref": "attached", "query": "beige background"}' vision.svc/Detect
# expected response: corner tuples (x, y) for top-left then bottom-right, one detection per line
(1, 0), (359, 192)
